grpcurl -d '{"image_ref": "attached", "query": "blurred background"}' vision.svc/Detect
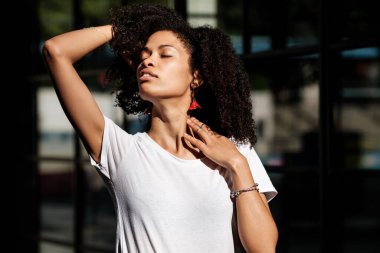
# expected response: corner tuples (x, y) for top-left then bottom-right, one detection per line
(8, 0), (380, 252)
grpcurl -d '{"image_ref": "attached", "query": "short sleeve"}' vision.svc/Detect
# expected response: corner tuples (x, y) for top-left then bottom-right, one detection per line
(238, 143), (278, 202)
(89, 115), (133, 179)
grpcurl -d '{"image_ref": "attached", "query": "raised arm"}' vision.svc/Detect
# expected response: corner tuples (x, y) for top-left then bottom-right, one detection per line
(42, 25), (113, 163)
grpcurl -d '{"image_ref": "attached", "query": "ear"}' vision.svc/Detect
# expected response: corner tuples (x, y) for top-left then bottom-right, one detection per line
(191, 70), (204, 89)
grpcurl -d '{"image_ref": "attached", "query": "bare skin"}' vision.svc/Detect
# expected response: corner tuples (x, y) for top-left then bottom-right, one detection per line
(43, 26), (278, 253)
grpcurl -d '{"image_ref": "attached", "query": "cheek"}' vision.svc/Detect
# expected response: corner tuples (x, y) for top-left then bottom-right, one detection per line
(164, 63), (193, 86)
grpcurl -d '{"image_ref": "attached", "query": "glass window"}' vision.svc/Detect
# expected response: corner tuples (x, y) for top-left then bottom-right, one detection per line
(328, 1), (380, 43)
(218, 0), (319, 54)
(39, 161), (74, 244)
(187, 0), (217, 27)
(339, 175), (380, 252)
(248, 55), (320, 170)
(38, 86), (75, 158)
(82, 0), (120, 26)
(285, 0), (319, 48)
(247, 54), (320, 252)
(39, 0), (73, 40)
(40, 242), (73, 253)
(82, 163), (116, 251)
(334, 47), (380, 170)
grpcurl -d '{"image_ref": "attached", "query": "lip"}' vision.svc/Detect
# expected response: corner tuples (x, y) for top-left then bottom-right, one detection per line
(138, 69), (158, 82)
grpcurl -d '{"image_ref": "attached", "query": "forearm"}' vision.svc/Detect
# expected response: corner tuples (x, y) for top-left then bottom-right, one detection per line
(43, 25), (112, 63)
(230, 160), (278, 253)
(41, 25), (111, 161)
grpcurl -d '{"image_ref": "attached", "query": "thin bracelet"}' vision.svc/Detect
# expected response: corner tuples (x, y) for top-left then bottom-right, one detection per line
(230, 183), (259, 200)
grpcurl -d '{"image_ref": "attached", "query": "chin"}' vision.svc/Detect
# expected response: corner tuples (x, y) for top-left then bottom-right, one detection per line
(139, 88), (160, 103)
(139, 83), (154, 96)
(139, 85), (188, 102)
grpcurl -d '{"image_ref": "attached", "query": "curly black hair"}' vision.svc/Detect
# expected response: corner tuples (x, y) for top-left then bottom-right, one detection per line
(106, 3), (257, 147)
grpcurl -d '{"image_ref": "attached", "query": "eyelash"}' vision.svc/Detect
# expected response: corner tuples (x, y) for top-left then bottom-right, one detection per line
(139, 55), (172, 61)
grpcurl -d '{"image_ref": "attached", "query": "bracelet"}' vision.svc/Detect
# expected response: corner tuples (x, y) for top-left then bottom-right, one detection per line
(230, 183), (259, 200)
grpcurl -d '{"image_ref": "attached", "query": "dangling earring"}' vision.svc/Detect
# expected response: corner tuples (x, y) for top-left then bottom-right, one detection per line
(189, 81), (202, 111)
(188, 99), (202, 110)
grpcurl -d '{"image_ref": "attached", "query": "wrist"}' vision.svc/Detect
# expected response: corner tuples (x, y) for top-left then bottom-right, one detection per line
(228, 156), (256, 190)
(227, 155), (247, 172)
(83, 25), (112, 41)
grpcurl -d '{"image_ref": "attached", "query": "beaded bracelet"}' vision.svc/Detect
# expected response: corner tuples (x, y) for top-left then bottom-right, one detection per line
(230, 183), (259, 200)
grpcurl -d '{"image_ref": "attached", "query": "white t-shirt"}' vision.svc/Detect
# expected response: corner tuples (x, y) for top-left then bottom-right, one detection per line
(90, 115), (277, 253)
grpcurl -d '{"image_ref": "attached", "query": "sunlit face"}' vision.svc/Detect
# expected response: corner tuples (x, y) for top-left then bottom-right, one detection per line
(136, 30), (194, 104)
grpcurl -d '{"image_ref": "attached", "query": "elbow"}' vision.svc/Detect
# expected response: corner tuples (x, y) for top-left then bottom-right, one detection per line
(252, 237), (278, 253)
(243, 242), (278, 253)
(263, 216), (279, 253)
(264, 223), (278, 253)
(244, 226), (278, 253)
(270, 230), (279, 253)
(42, 39), (63, 62)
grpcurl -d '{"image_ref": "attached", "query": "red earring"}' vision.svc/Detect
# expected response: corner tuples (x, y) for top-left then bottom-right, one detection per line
(188, 99), (202, 110)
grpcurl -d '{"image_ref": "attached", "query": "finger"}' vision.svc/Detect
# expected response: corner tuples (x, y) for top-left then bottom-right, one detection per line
(195, 123), (205, 134)
(186, 118), (210, 141)
(190, 117), (216, 137)
(190, 117), (212, 134)
(183, 133), (208, 152)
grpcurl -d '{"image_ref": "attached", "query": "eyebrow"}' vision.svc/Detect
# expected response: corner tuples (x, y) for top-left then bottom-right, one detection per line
(141, 44), (177, 53)
(159, 44), (176, 50)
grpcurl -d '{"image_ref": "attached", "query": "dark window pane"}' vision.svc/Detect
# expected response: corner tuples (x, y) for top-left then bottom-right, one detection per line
(248, 54), (320, 170)
(335, 173), (380, 253)
(334, 47), (380, 170)
(39, 0), (73, 40)
(219, 0), (319, 54)
(269, 171), (320, 253)
(83, 164), (116, 251)
(39, 161), (74, 244)
(329, 0), (380, 43)
(82, 0), (120, 27)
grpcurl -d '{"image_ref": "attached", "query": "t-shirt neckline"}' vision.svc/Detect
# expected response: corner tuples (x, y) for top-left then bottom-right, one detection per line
(142, 132), (207, 164)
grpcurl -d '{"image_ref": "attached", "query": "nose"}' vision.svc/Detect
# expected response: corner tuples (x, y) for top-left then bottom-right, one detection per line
(141, 56), (156, 68)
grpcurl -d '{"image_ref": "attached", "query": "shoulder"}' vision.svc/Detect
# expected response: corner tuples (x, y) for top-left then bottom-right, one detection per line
(102, 115), (144, 146)
(104, 116), (136, 136)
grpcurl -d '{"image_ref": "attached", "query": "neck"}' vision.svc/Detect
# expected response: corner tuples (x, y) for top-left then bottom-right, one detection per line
(147, 101), (200, 159)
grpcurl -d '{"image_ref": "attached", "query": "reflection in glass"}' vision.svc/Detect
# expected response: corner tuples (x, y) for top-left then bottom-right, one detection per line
(39, 161), (74, 243)
(336, 47), (380, 170)
(339, 175), (380, 252)
(38, 87), (75, 158)
(39, 0), (73, 40)
(249, 55), (320, 170)
(83, 163), (116, 251)
(40, 242), (73, 253)
(219, 0), (319, 54)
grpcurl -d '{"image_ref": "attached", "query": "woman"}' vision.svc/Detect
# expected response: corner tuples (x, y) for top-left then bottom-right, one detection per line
(43, 3), (278, 253)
